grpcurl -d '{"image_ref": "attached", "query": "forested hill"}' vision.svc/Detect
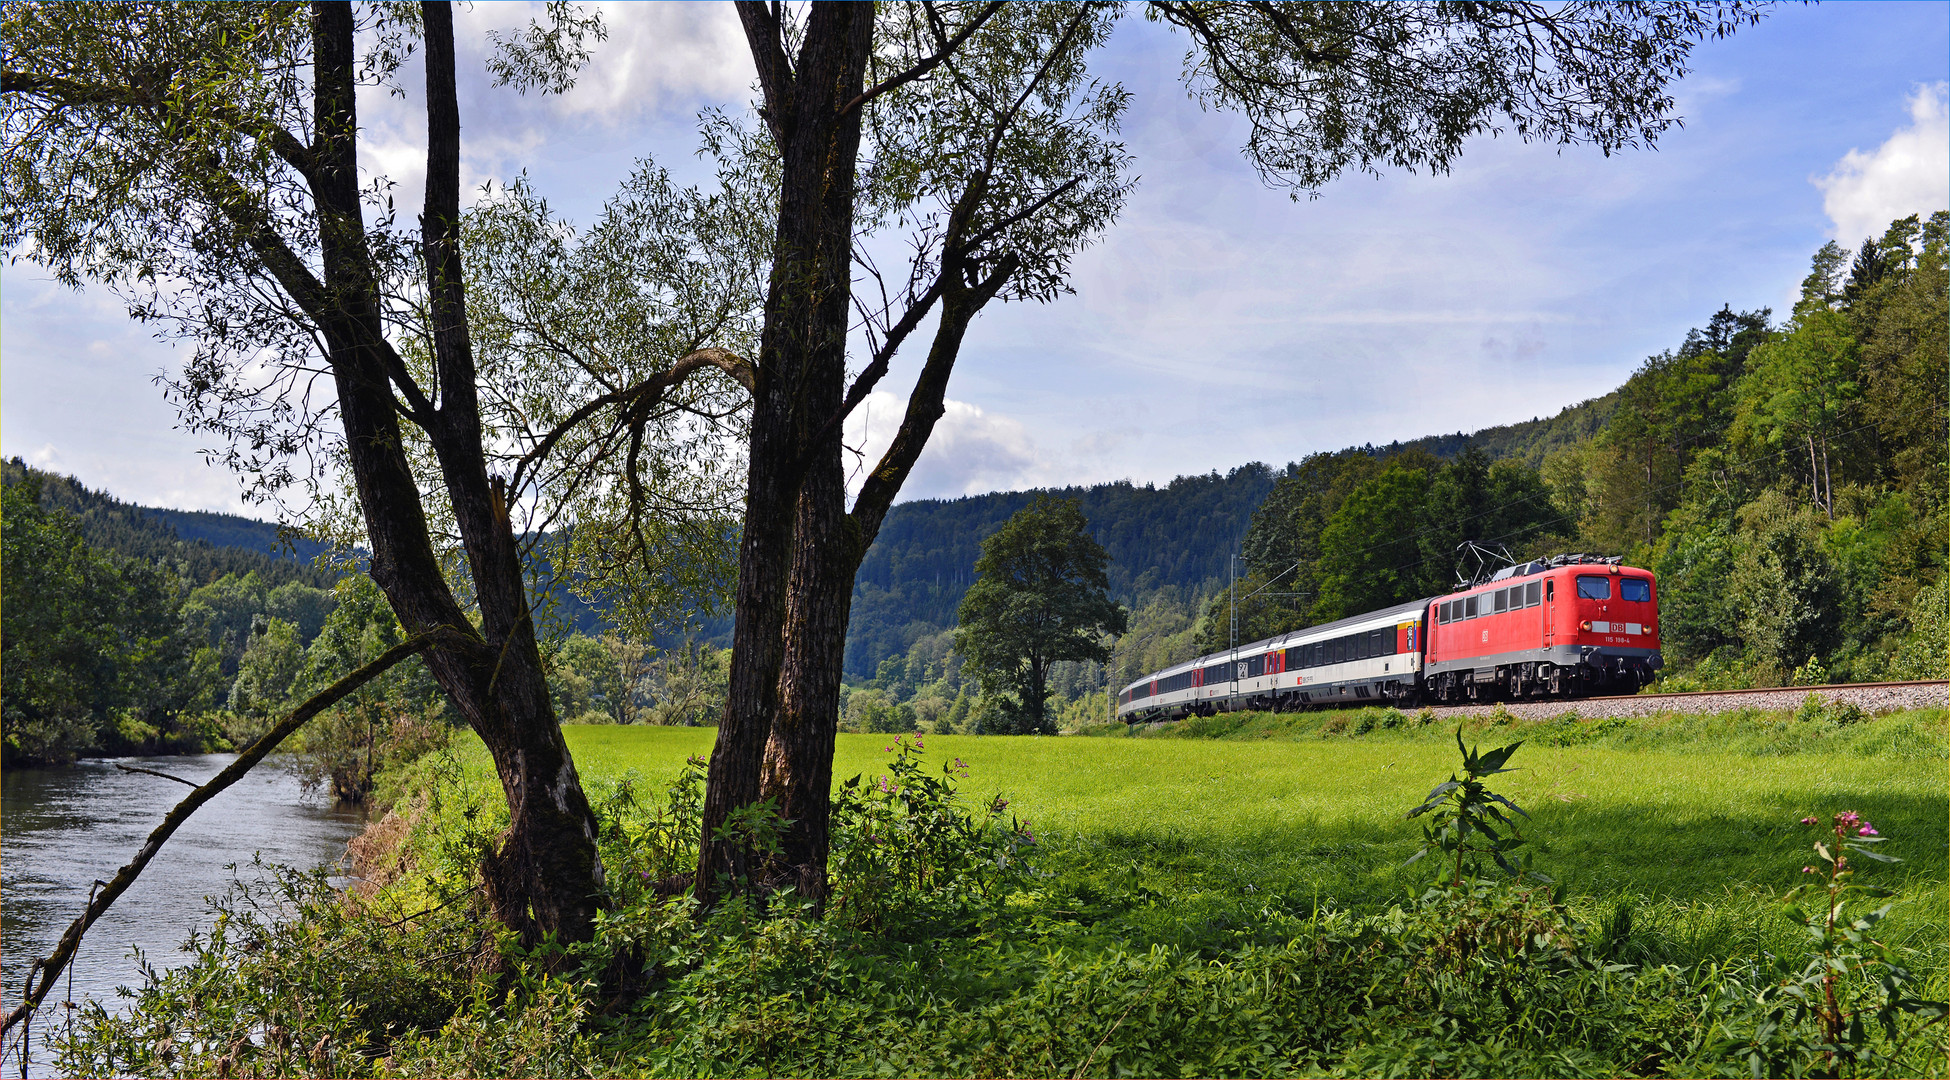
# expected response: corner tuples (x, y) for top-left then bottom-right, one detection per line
(1, 459), (337, 589)
(848, 466), (1275, 674)
(843, 389), (1616, 677)
(1378, 391), (1618, 467)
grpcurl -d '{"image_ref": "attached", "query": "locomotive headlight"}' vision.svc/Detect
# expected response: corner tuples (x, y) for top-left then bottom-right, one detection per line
(1580, 620), (1592, 632)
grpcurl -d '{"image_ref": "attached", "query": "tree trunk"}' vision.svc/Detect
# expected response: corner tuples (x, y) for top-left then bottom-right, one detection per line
(757, 282), (1005, 900)
(1028, 652), (1050, 732)
(1809, 430), (1825, 514)
(309, 2), (603, 946)
(699, 1), (872, 905)
(759, 446), (857, 904)
(1807, 434), (1821, 514)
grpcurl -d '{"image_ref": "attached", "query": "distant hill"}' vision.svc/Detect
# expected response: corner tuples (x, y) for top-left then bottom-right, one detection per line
(143, 506), (337, 565)
(2, 459), (338, 590)
(1372, 392), (1618, 467)
(848, 464), (1278, 675)
(5, 384), (1614, 674)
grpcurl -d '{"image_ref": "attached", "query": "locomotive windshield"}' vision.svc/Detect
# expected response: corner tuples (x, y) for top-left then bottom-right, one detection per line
(1576, 575), (1611, 599)
(1620, 577), (1652, 602)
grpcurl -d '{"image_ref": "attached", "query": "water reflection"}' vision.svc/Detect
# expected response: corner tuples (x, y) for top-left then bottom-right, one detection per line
(1, 754), (367, 1076)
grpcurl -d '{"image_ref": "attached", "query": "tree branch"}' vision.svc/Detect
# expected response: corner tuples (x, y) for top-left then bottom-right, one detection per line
(734, 0), (795, 141)
(113, 763), (199, 788)
(0, 630), (447, 1041)
(851, 253), (1019, 541)
(841, 0), (1006, 119)
(2, 69), (318, 180)
(209, 182), (438, 427)
(836, 274), (947, 422)
(508, 347), (755, 494)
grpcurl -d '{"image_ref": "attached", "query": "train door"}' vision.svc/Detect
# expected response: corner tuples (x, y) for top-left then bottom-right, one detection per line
(1543, 578), (1556, 646)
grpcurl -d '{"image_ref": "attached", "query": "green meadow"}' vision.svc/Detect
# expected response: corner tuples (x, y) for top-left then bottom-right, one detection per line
(533, 707), (1948, 971)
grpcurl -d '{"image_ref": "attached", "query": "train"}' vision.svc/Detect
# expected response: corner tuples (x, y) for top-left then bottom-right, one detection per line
(1115, 554), (1663, 722)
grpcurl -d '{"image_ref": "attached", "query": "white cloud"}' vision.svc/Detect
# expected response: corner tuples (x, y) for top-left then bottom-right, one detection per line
(1815, 83), (1950, 243)
(845, 392), (1044, 501)
(554, 3), (753, 121)
(453, 3), (751, 128)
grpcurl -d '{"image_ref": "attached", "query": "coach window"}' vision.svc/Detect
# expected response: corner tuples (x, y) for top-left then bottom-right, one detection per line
(1370, 629), (1385, 656)
(1576, 575), (1611, 600)
(1525, 581), (1542, 607)
(1620, 577), (1652, 602)
(1494, 589), (1508, 613)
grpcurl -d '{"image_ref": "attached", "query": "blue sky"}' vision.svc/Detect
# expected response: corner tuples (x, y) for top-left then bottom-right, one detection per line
(3, 1), (1945, 516)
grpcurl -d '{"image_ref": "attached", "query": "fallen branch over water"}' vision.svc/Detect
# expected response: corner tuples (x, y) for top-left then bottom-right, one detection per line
(1, 630), (444, 1044)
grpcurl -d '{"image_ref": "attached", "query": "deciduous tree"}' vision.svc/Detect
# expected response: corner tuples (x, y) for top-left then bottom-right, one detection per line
(2, 1), (751, 945)
(956, 495), (1127, 734)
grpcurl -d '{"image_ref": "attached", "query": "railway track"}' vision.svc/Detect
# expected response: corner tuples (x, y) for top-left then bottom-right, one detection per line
(1418, 679), (1948, 722)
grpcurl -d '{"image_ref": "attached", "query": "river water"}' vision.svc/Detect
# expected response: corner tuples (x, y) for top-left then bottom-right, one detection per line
(1, 754), (368, 1076)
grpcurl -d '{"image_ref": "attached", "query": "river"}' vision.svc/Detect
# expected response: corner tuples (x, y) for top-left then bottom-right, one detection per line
(1, 754), (369, 1077)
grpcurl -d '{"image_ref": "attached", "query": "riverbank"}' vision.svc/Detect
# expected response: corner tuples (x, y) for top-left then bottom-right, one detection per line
(1, 754), (368, 1078)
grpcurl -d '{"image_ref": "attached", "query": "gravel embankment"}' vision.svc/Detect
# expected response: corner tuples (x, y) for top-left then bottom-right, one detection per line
(1420, 681), (1948, 722)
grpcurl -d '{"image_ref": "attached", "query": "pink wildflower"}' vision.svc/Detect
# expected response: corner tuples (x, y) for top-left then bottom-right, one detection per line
(1801, 816), (1820, 826)
(1803, 866), (1818, 873)
(1857, 823), (1878, 836)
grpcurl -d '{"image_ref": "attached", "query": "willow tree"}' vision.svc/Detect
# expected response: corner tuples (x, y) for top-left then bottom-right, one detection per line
(1, 1), (758, 945)
(746, 1), (1132, 899)
(703, 0), (1770, 901)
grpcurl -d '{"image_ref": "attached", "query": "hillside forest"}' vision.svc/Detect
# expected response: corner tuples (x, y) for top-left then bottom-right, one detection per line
(3, 213), (1943, 762)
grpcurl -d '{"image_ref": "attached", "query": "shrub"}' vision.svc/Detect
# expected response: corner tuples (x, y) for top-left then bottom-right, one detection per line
(1796, 692), (1870, 727)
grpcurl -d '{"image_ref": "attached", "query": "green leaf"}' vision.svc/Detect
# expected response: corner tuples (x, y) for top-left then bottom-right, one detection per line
(1474, 740), (1524, 774)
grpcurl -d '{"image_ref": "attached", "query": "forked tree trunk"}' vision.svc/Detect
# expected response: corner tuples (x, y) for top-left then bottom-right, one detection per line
(310, 2), (603, 945)
(759, 285), (1002, 903)
(698, 1), (872, 905)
